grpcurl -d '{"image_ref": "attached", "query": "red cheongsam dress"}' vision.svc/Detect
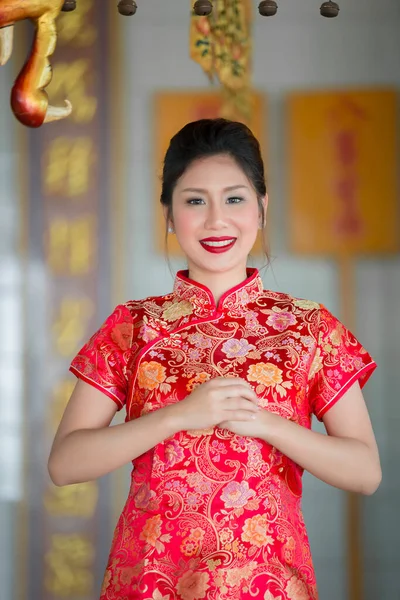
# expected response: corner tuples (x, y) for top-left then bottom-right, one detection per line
(70, 269), (376, 600)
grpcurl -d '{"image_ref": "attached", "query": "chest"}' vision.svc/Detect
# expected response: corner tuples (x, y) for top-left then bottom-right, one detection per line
(126, 314), (315, 428)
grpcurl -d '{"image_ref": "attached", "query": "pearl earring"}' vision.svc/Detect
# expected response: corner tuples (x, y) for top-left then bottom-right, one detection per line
(168, 226), (174, 234)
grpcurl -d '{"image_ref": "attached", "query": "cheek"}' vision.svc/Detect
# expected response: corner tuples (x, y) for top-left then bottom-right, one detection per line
(235, 205), (260, 232)
(173, 210), (199, 240)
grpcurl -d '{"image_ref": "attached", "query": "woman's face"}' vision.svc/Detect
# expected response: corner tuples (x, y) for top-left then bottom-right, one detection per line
(170, 154), (267, 280)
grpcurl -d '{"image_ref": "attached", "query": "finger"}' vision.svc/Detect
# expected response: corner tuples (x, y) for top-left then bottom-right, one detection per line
(221, 385), (259, 404)
(224, 397), (260, 412)
(225, 410), (258, 421)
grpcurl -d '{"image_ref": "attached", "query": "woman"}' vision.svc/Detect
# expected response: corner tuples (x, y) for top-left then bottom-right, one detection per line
(48, 118), (381, 600)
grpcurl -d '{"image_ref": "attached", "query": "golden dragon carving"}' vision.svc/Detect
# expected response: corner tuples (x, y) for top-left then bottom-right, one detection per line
(0, 0), (74, 127)
(0, 0), (135, 127)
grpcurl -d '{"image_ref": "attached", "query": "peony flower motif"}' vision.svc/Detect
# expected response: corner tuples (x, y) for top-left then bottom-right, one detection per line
(181, 537), (200, 557)
(353, 357), (364, 370)
(293, 299), (320, 310)
(176, 570), (210, 600)
(330, 326), (343, 346)
(219, 528), (234, 545)
(340, 354), (355, 372)
(225, 561), (257, 587)
(285, 575), (309, 600)
(120, 566), (136, 585)
(140, 324), (159, 343)
(186, 492), (202, 508)
(247, 362), (283, 387)
(165, 440), (185, 468)
(195, 480), (212, 495)
(241, 514), (274, 548)
(300, 335), (313, 347)
(186, 372), (211, 392)
(188, 332), (212, 349)
(267, 310), (297, 333)
(245, 310), (260, 330)
(188, 347), (202, 361)
(221, 481), (255, 509)
(162, 300), (193, 322)
(134, 483), (153, 510)
(110, 322), (133, 351)
(231, 436), (249, 453)
(222, 338), (255, 359)
(187, 473), (213, 495)
(139, 514), (162, 547)
(180, 528), (204, 557)
(138, 361), (166, 390)
(308, 349), (323, 380)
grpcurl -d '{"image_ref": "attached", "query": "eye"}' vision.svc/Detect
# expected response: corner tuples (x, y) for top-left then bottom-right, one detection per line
(186, 198), (205, 205)
(226, 196), (244, 204)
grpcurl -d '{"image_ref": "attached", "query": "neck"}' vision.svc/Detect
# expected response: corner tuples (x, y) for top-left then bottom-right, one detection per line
(187, 266), (249, 304)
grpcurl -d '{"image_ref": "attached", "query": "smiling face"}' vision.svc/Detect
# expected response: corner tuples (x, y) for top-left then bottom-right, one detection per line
(169, 154), (267, 286)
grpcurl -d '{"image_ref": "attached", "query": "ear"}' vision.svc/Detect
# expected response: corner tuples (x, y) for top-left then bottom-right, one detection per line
(259, 194), (269, 227)
(262, 194), (269, 215)
(163, 206), (174, 233)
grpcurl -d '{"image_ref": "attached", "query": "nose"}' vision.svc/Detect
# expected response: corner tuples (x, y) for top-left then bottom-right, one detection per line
(204, 202), (227, 231)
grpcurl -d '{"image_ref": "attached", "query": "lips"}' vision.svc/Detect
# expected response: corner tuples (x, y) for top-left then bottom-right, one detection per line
(199, 237), (237, 254)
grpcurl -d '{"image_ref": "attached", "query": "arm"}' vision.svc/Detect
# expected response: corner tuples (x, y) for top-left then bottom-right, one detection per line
(48, 377), (260, 487)
(48, 380), (179, 487)
(220, 381), (382, 495)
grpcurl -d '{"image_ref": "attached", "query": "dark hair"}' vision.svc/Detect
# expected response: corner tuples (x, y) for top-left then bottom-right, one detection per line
(161, 117), (267, 215)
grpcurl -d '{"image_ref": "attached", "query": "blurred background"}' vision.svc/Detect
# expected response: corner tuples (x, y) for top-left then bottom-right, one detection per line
(0, 0), (399, 599)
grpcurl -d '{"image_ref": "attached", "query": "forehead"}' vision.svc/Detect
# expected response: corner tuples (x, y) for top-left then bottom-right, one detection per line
(175, 154), (251, 190)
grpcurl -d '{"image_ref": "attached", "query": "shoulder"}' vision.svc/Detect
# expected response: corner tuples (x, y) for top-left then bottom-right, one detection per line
(123, 291), (174, 313)
(255, 289), (329, 339)
(259, 288), (322, 313)
(120, 291), (175, 326)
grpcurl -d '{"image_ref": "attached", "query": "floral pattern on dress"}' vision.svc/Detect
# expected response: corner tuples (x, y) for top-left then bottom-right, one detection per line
(71, 268), (376, 600)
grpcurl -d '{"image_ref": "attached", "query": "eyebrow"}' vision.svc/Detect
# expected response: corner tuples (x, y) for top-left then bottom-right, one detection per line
(181, 185), (249, 193)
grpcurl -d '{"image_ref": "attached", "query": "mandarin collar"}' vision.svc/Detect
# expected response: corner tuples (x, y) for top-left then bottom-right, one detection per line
(172, 268), (264, 318)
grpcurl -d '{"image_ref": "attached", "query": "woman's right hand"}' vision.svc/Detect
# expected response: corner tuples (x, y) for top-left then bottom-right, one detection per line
(168, 377), (260, 432)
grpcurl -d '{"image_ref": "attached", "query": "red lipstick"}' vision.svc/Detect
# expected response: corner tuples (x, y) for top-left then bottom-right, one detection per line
(199, 237), (237, 254)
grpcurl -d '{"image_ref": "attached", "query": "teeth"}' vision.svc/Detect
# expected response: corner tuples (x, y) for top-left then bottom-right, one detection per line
(202, 239), (235, 247)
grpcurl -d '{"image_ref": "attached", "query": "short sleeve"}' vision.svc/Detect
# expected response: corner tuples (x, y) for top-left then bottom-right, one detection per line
(70, 304), (133, 410)
(308, 305), (377, 421)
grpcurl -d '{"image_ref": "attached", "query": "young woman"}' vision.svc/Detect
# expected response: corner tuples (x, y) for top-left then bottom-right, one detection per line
(48, 119), (381, 600)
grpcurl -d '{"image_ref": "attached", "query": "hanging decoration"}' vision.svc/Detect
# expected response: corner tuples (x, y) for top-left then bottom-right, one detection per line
(0, 0), (73, 127)
(0, 0), (340, 127)
(190, 0), (253, 122)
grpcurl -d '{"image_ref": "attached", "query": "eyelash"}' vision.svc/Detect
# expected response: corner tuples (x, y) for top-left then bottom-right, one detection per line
(186, 197), (244, 205)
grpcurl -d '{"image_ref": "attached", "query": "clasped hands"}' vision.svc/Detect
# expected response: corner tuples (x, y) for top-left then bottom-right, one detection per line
(172, 376), (269, 438)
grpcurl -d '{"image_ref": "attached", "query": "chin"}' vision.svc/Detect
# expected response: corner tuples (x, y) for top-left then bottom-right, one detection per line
(191, 256), (247, 275)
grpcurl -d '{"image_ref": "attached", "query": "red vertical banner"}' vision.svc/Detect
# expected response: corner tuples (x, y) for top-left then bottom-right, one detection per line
(21, 2), (118, 598)
(287, 89), (399, 256)
(287, 88), (399, 599)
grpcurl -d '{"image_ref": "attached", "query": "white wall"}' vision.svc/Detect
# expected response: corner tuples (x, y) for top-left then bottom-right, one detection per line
(120, 1), (400, 598)
(0, 59), (24, 600)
